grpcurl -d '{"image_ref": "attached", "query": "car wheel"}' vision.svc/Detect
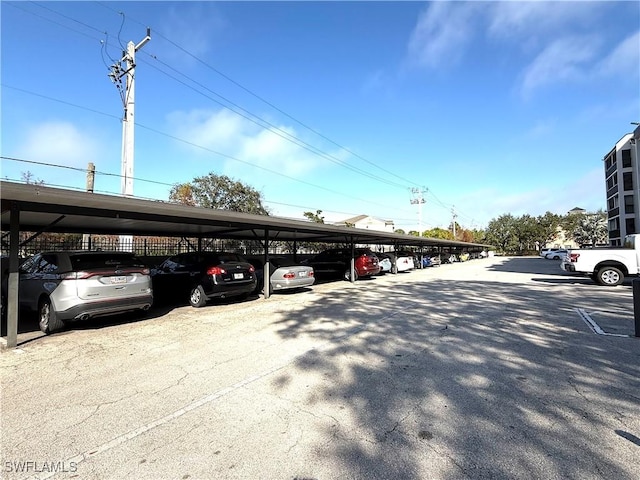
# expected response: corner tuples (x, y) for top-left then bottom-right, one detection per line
(38, 297), (64, 334)
(344, 268), (358, 281)
(189, 285), (208, 307)
(596, 267), (624, 286)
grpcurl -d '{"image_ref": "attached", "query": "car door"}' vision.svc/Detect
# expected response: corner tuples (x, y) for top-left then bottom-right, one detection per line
(19, 253), (61, 311)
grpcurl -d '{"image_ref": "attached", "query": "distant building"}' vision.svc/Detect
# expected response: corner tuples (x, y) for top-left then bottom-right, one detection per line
(568, 207), (586, 215)
(333, 215), (395, 233)
(603, 124), (640, 246)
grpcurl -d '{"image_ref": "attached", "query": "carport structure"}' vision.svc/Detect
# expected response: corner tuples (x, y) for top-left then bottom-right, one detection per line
(1, 181), (490, 348)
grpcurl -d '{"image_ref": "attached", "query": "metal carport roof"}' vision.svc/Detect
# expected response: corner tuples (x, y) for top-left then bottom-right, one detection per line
(1, 181), (489, 249)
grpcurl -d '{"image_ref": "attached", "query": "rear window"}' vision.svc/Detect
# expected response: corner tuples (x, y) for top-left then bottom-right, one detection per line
(216, 253), (246, 263)
(271, 257), (296, 268)
(69, 253), (145, 270)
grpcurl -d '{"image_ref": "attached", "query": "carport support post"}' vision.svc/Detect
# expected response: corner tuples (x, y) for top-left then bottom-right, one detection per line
(350, 238), (355, 283)
(634, 279), (640, 337)
(263, 230), (270, 299)
(6, 203), (20, 348)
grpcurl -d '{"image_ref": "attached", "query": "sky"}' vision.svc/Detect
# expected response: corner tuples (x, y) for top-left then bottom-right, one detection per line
(1, 1), (639, 233)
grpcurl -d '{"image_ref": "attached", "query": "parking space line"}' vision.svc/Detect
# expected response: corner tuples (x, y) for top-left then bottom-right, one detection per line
(26, 311), (395, 480)
(574, 308), (630, 338)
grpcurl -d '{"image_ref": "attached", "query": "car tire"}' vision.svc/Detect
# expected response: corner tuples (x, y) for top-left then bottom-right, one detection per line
(344, 268), (358, 281)
(189, 285), (208, 307)
(38, 297), (64, 334)
(596, 266), (624, 286)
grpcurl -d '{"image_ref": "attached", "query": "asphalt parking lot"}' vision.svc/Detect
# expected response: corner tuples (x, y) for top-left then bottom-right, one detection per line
(1, 256), (639, 480)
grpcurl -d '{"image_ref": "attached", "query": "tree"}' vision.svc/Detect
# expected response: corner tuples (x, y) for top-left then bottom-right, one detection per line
(169, 173), (269, 215)
(303, 210), (324, 223)
(408, 230), (420, 236)
(423, 227), (453, 240)
(512, 214), (538, 254)
(573, 211), (608, 247)
(21, 171), (45, 185)
(532, 212), (561, 251)
(394, 229), (406, 235)
(485, 214), (518, 254)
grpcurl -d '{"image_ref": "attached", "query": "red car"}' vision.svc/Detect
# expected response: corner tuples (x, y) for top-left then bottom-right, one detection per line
(305, 248), (380, 281)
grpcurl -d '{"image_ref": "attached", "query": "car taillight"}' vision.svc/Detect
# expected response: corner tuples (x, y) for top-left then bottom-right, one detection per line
(63, 271), (91, 280)
(283, 272), (295, 279)
(207, 266), (226, 275)
(249, 265), (255, 273)
(570, 253), (580, 262)
(308, 271), (314, 277)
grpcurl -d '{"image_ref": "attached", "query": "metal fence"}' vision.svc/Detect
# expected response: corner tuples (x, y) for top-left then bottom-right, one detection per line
(0, 233), (329, 258)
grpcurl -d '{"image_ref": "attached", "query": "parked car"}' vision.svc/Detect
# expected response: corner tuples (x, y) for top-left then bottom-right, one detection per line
(545, 249), (568, 260)
(249, 256), (315, 295)
(387, 251), (416, 273)
(304, 248), (380, 280)
(540, 248), (561, 258)
(374, 253), (393, 274)
(14, 251), (153, 334)
(562, 234), (640, 286)
(151, 252), (257, 307)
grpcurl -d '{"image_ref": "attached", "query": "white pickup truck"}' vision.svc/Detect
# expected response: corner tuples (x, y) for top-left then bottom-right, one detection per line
(561, 234), (640, 286)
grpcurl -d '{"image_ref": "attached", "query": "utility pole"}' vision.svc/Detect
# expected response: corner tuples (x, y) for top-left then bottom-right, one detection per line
(108, 28), (151, 251)
(82, 162), (95, 250)
(410, 187), (427, 235)
(451, 206), (458, 240)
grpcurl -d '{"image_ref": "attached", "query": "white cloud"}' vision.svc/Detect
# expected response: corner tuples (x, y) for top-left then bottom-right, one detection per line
(20, 121), (99, 168)
(166, 108), (345, 179)
(406, 2), (480, 70)
(155, 3), (226, 64)
(453, 168), (606, 228)
(594, 30), (640, 77)
(519, 36), (599, 97)
(486, 1), (603, 40)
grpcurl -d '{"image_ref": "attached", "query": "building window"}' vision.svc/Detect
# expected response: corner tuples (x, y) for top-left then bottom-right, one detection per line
(626, 218), (636, 234)
(622, 149), (632, 168)
(625, 195), (635, 214)
(609, 217), (620, 230)
(623, 172), (633, 191)
(607, 174), (618, 190)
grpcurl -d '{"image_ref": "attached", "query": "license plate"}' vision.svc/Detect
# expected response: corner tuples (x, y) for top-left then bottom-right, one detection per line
(233, 273), (244, 280)
(110, 276), (127, 284)
(298, 271), (307, 277)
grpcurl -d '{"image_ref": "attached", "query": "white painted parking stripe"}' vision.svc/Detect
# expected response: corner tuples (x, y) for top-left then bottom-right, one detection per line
(26, 312), (389, 480)
(574, 308), (630, 337)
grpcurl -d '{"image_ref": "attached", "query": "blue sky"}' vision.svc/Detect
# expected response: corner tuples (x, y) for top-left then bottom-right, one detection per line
(1, 1), (639, 232)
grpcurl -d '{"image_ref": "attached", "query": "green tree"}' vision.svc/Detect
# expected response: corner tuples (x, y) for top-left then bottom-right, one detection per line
(423, 227), (453, 240)
(512, 214), (538, 254)
(303, 210), (325, 223)
(394, 228), (406, 235)
(560, 211), (585, 243)
(532, 212), (561, 251)
(573, 211), (608, 247)
(169, 173), (269, 215)
(408, 230), (420, 236)
(485, 214), (518, 254)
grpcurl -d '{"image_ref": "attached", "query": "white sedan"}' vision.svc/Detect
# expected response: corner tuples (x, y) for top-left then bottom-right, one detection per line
(545, 249), (568, 260)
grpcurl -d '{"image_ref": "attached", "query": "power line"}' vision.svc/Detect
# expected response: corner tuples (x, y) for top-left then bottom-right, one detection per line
(7, 2), (476, 225)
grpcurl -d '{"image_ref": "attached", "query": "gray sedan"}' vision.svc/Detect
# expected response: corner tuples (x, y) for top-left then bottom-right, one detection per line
(252, 257), (315, 295)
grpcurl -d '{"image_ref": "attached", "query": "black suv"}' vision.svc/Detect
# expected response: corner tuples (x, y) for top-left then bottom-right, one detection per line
(151, 252), (257, 307)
